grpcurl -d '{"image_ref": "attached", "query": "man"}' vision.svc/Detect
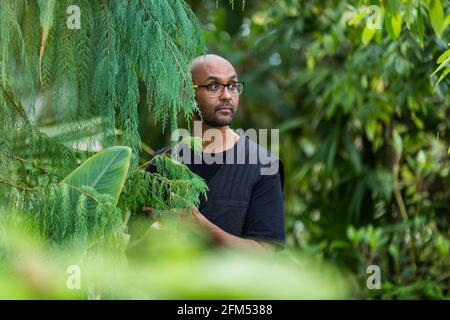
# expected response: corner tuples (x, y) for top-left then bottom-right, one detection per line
(147, 54), (285, 252)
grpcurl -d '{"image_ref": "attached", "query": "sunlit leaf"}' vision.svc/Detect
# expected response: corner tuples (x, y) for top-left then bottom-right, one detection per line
(417, 4), (425, 48)
(429, 0), (445, 37)
(362, 23), (377, 45)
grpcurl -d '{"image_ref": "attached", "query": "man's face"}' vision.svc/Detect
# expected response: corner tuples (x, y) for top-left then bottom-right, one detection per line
(192, 59), (239, 127)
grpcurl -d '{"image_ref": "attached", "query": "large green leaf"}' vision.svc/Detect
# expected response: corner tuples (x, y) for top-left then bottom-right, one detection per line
(429, 0), (445, 37)
(384, 0), (402, 40)
(362, 23), (377, 45)
(62, 146), (132, 212)
(390, 14), (402, 39)
(431, 49), (450, 90)
(416, 4), (425, 48)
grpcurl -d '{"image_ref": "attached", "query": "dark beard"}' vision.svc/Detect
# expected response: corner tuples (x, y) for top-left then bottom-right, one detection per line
(203, 111), (237, 127)
(195, 104), (238, 127)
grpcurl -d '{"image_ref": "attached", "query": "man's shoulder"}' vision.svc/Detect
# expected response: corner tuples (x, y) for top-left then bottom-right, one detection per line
(236, 134), (283, 179)
(239, 134), (281, 164)
(245, 136), (278, 157)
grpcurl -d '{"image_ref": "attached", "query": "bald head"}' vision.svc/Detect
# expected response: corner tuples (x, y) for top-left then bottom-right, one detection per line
(190, 54), (237, 84)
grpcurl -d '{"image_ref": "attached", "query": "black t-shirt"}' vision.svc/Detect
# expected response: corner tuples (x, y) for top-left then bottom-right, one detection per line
(146, 142), (285, 244)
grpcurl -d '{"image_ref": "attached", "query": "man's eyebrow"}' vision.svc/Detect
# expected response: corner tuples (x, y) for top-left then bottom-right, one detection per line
(205, 76), (219, 82)
(204, 74), (238, 82)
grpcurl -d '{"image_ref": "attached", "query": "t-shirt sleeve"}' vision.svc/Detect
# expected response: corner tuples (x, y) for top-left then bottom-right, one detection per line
(242, 170), (285, 246)
(145, 163), (156, 174)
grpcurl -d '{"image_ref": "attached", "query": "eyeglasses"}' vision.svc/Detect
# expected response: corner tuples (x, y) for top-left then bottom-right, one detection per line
(193, 82), (244, 97)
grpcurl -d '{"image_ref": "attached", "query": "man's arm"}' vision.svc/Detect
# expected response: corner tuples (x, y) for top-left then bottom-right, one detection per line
(190, 207), (275, 253)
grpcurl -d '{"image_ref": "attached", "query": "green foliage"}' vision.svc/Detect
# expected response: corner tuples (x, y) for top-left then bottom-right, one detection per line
(347, 217), (449, 299)
(0, 1), (219, 299)
(1, 0), (448, 299)
(350, 0), (450, 87)
(0, 0), (206, 165)
(62, 146), (131, 212)
(4, 147), (130, 254)
(0, 215), (353, 299)
(191, 0), (449, 298)
(3, 140), (206, 262)
(119, 149), (208, 227)
(0, 0), (209, 254)
(432, 47), (450, 89)
(0, 82), (82, 219)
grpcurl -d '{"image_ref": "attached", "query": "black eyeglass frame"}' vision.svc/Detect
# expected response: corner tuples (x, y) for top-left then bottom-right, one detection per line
(192, 81), (245, 96)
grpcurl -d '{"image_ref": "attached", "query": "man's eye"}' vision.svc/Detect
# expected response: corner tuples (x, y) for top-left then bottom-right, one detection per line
(228, 83), (238, 90)
(208, 84), (221, 91)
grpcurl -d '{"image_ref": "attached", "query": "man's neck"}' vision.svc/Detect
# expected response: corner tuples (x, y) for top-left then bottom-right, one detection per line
(193, 121), (239, 153)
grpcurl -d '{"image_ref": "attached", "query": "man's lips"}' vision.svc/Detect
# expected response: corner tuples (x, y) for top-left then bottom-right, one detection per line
(216, 105), (233, 113)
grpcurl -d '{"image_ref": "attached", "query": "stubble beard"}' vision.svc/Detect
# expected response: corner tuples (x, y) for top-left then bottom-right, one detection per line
(197, 102), (238, 128)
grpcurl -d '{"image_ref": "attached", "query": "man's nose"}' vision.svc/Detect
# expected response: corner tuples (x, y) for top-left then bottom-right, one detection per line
(220, 86), (232, 100)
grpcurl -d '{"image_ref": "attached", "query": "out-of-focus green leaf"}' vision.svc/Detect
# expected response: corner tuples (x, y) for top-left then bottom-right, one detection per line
(367, 168), (393, 200)
(362, 23), (377, 45)
(347, 8), (367, 26)
(405, 0), (414, 28)
(393, 130), (403, 155)
(437, 49), (450, 64)
(384, 0), (402, 39)
(391, 14), (402, 39)
(417, 4), (425, 48)
(343, 132), (362, 174)
(431, 49), (450, 90)
(429, 0), (445, 37)
(434, 67), (449, 90)
(348, 180), (365, 220)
